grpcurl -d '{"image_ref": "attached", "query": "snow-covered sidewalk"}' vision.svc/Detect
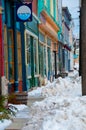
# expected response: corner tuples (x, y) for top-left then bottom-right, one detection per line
(1, 70), (86, 130)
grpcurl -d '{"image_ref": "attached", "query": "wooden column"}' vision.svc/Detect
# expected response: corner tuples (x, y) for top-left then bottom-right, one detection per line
(81, 0), (86, 95)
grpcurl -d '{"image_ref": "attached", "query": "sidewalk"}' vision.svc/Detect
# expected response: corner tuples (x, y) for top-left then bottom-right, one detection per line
(5, 96), (45, 130)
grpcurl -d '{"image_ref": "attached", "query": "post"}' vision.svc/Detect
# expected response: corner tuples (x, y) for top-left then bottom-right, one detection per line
(81, 0), (86, 95)
(20, 22), (27, 91)
(13, 1), (18, 92)
(79, 0), (81, 76)
(54, 51), (57, 78)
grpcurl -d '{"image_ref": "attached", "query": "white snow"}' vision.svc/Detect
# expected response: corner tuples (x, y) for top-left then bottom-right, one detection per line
(0, 104), (28, 130)
(0, 120), (12, 130)
(1, 70), (86, 130)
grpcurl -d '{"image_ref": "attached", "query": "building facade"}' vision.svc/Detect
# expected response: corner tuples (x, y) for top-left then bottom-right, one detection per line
(62, 7), (72, 72)
(0, 0), (74, 95)
(1, 0), (27, 93)
(38, 0), (60, 80)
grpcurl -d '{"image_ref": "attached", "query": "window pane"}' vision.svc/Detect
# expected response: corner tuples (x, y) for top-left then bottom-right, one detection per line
(9, 63), (14, 80)
(17, 32), (22, 80)
(26, 34), (31, 77)
(33, 38), (38, 75)
(44, 46), (46, 75)
(47, 37), (51, 46)
(4, 26), (8, 78)
(39, 32), (45, 43)
(39, 43), (44, 76)
(8, 30), (14, 81)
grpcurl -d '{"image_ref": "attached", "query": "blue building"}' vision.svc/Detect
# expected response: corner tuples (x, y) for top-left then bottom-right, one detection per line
(62, 7), (71, 72)
(2, 0), (27, 93)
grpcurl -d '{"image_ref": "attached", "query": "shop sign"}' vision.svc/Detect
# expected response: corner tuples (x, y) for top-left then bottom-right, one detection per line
(16, 3), (32, 22)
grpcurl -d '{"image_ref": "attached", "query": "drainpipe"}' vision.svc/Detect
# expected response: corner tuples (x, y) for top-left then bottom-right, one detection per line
(0, 3), (4, 95)
(13, 1), (18, 92)
(53, 51), (57, 78)
(20, 22), (27, 91)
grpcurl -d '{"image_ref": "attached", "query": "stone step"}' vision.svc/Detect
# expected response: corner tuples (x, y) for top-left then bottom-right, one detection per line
(27, 96), (45, 106)
(5, 118), (29, 130)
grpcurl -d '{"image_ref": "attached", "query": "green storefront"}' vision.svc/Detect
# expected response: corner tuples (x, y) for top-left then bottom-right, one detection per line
(25, 15), (39, 89)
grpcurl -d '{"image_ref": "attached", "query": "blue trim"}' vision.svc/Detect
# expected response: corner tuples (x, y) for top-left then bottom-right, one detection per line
(20, 23), (27, 91)
(13, 2), (18, 91)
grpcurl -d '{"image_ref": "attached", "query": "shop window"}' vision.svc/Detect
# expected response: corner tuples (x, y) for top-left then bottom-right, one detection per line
(17, 32), (22, 80)
(47, 48), (51, 72)
(8, 30), (14, 82)
(25, 34), (31, 77)
(39, 32), (45, 43)
(47, 37), (51, 46)
(39, 43), (44, 76)
(44, 46), (46, 75)
(4, 26), (8, 79)
(39, 43), (46, 77)
(52, 51), (55, 72)
(33, 38), (39, 75)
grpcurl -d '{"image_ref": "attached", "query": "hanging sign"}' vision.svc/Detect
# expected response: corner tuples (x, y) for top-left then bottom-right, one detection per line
(16, 3), (32, 22)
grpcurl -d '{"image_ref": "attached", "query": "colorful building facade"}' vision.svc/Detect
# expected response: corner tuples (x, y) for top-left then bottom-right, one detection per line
(38, 0), (60, 80)
(0, 0), (74, 95)
(62, 7), (72, 72)
(2, 0), (27, 93)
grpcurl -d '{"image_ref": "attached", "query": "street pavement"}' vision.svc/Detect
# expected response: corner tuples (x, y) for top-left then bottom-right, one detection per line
(5, 96), (45, 130)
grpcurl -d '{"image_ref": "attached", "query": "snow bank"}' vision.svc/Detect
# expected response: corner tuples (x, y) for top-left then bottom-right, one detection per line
(28, 72), (82, 98)
(0, 104), (28, 130)
(23, 70), (85, 130)
(0, 120), (12, 130)
(30, 96), (86, 130)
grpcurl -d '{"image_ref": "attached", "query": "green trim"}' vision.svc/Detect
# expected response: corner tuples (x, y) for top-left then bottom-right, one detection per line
(38, 0), (61, 29)
(25, 16), (38, 35)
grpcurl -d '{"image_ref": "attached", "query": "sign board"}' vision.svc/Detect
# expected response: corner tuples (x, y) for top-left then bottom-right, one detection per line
(16, 3), (32, 22)
(21, 0), (33, 2)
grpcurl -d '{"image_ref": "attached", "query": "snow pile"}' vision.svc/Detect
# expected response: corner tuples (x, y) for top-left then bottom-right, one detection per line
(23, 95), (86, 130)
(10, 104), (28, 111)
(1, 70), (84, 130)
(28, 72), (81, 98)
(0, 120), (12, 130)
(22, 71), (86, 130)
(0, 104), (28, 130)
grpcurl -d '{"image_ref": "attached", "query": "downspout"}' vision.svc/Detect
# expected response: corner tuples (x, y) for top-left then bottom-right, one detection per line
(20, 22), (27, 91)
(13, 1), (18, 92)
(53, 50), (57, 78)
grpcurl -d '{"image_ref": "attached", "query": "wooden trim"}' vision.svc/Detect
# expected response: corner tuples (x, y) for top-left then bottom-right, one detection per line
(41, 10), (60, 32)
(39, 23), (58, 42)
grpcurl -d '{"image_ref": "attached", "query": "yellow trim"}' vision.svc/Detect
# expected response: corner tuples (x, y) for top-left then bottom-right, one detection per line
(41, 10), (60, 32)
